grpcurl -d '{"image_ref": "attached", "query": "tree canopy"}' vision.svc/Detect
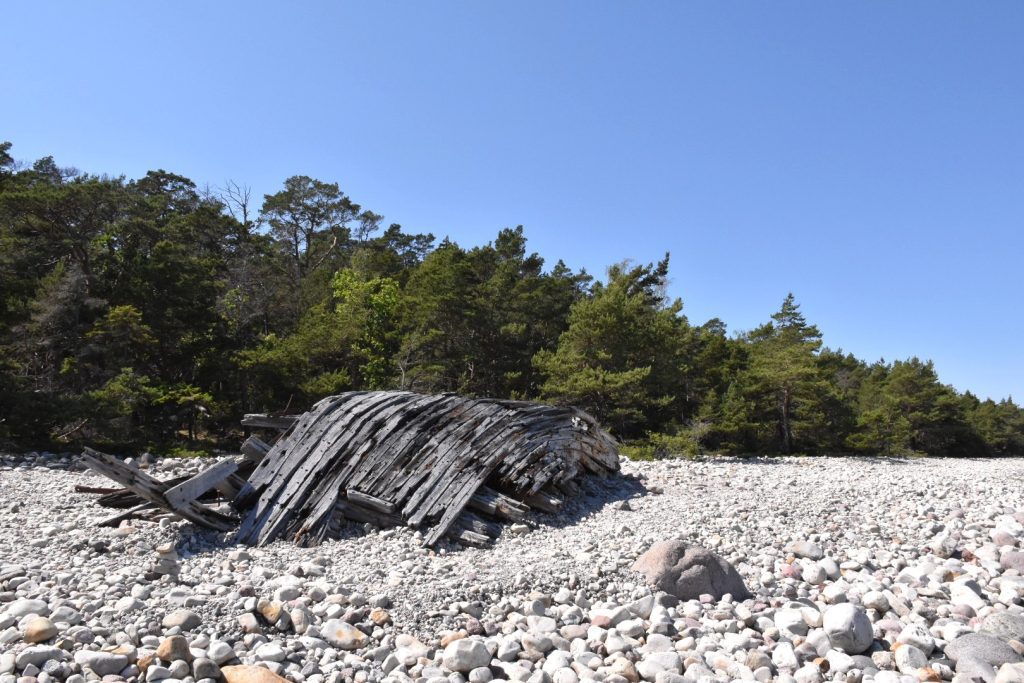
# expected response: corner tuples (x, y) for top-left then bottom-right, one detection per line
(1, 140), (1020, 457)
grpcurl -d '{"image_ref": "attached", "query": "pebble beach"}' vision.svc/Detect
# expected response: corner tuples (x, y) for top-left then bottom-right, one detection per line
(1, 453), (1023, 683)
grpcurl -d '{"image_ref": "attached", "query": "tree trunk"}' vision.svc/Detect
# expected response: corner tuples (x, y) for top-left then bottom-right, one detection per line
(780, 387), (792, 453)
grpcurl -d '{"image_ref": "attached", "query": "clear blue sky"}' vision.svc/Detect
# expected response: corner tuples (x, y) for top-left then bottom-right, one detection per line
(5, 2), (1022, 401)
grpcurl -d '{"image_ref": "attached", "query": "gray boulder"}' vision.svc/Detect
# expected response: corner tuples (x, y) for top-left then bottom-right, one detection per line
(631, 541), (752, 601)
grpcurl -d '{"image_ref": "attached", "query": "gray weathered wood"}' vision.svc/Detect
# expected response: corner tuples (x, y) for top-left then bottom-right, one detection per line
(241, 414), (300, 430)
(96, 502), (157, 527)
(80, 448), (236, 532)
(346, 490), (396, 514)
(241, 436), (271, 462)
(76, 391), (619, 547)
(164, 458), (238, 510)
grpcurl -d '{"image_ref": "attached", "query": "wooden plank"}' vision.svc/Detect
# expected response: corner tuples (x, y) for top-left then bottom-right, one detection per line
(241, 414), (300, 430)
(164, 459), (238, 510)
(241, 436), (271, 463)
(524, 489), (564, 514)
(346, 490), (396, 514)
(468, 486), (529, 521)
(215, 473), (248, 504)
(74, 485), (122, 495)
(450, 528), (490, 546)
(96, 502), (157, 527)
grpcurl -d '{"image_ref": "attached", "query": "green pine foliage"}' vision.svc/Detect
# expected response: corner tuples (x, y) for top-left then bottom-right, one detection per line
(0, 140), (1021, 456)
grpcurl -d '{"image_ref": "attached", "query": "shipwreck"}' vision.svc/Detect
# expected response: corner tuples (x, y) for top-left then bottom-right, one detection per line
(78, 391), (621, 547)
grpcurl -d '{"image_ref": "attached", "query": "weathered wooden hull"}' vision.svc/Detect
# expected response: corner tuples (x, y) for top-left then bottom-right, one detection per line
(79, 391), (620, 547)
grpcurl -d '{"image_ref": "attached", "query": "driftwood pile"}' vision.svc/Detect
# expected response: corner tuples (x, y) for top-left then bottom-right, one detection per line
(78, 391), (620, 547)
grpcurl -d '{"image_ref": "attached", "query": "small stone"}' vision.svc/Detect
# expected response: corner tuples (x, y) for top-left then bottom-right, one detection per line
(862, 591), (890, 612)
(237, 613), (261, 634)
(74, 651), (129, 676)
(610, 658), (641, 683)
(221, 664), (290, 683)
(258, 601), (284, 624)
(985, 613), (1024, 643)
(894, 644), (928, 674)
(161, 609), (201, 631)
(168, 659), (190, 678)
(192, 658), (221, 680)
(794, 663), (824, 683)
(147, 664), (172, 681)
(773, 642), (799, 670)
(775, 608), (808, 637)
(442, 639), (491, 673)
(321, 619), (369, 650)
(803, 564), (826, 585)
(115, 596), (144, 613)
(897, 624), (935, 656)
(156, 635), (193, 663)
(207, 641), (235, 666)
(822, 603), (873, 654)
(946, 633), (1023, 667)
(255, 642), (286, 662)
(5, 599), (49, 618)
(786, 541), (825, 560)
(23, 617), (57, 643)
(996, 663), (1024, 683)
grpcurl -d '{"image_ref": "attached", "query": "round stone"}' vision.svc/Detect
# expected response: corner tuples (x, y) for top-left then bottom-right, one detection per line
(823, 603), (873, 654)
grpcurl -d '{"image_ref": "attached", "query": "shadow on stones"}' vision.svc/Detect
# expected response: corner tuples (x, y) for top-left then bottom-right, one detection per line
(172, 471), (649, 557)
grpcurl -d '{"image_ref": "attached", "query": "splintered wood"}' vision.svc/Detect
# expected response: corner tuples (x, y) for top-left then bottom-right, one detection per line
(78, 391), (620, 547)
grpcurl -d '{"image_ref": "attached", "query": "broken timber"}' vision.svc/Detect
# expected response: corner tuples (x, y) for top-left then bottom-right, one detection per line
(79, 447), (237, 531)
(78, 391), (620, 547)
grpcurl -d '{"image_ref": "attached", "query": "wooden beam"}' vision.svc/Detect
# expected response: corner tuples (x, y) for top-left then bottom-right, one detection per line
(346, 489), (396, 514)
(164, 459), (238, 510)
(241, 414), (299, 430)
(524, 490), (564, 514)
(96, 502), (157, 527)
(240, 436), (271, 462)
(74, 484), (122, 495)
(469, 486), (529, 521)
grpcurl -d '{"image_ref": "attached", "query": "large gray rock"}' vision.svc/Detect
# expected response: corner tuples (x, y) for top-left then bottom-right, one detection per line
(631, 541), (752, 601)
(945, 633), (1023, 668)
(984, 612), (1024, 643)
(822, 603), (874, 654)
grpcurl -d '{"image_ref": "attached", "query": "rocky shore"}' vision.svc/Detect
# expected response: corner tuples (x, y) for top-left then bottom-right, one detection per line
(1, 453), (1023, 683)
